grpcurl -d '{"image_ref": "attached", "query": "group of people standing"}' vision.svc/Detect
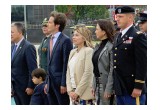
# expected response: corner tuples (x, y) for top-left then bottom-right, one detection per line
(11, 5), (147, 105)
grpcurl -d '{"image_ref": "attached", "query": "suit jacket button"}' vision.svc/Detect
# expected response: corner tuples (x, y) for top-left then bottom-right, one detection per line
(114, 60), (116, 62)
(114, 66), (116, 68)
(115, 47), (117, 50)
(125, 48), (127, 50)
(114, 54), (117, 56)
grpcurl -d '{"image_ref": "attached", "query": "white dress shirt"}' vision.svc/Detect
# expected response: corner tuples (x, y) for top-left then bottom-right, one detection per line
(68, 52), (79, 88)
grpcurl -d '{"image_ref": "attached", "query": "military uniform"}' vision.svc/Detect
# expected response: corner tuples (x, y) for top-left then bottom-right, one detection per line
(113, 26), (147, 95)
(137, 12), (147, 105)
(38, 18), (50, 71)
(138, 12), (147, 37)
(113, 6), (147, 105)
(137, 13), (147, 24)
(38, 37), (50, 71)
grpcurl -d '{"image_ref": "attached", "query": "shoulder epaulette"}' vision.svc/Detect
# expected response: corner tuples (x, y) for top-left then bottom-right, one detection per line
(136, 31), (143, 34)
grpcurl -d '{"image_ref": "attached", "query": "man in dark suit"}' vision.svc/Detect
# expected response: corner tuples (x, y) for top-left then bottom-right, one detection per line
(11, 22), (37, 105)
(38, 18), (51, 72)
(112, 6), (147, 105)
(44, 11), (73, 105)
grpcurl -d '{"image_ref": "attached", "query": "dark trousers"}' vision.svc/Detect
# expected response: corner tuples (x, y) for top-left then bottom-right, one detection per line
(13, 88), (31, 105)
(12, 81), (31, 105)
(116, 94), (146, 105)
(47, 81), (69, 105)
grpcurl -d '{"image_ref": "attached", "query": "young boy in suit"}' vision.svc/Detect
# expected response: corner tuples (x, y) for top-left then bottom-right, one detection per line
(30, 68), (49, 105)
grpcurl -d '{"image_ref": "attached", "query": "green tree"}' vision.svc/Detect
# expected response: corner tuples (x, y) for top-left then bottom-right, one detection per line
(11, 6), (24, 21)
(56, 5), (109, 25)
(55, 5), (68, 13)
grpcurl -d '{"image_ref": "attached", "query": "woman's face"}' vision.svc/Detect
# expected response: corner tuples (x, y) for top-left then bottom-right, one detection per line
(72, 30), (85, 47)
(95, 24), (105, 40)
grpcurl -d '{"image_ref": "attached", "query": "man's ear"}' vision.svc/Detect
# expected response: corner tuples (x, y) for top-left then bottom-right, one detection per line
(56, 24), (60, 29)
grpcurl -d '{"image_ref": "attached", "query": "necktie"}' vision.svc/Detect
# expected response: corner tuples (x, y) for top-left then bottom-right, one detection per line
(117, 32), (122, 43)
(50, 36), (54, 57)
(12, 45), (17, 60)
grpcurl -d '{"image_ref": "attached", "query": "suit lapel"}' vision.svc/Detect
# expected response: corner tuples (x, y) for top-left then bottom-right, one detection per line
(39, 38), (44, 48)
(98, 41), (110, 61)
(11, 44), (14, 56)
(49, 33), (62, 64)
(11, 39), (25, 65)
(113, 32), (120, 47)
(68, 49), (76, 61)
(74, 47), (84, 74)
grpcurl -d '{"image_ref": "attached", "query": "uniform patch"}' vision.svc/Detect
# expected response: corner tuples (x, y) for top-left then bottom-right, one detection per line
(123, 37), (133, 44)
(42, 48), (47, 52)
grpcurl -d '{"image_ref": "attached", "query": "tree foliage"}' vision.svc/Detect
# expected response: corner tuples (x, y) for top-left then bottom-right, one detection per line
(11, 6), (24, 21)
(56, 5), (109, 25)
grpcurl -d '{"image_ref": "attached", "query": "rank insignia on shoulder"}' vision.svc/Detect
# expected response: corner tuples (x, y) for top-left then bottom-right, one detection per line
(136, 31), (143, 34)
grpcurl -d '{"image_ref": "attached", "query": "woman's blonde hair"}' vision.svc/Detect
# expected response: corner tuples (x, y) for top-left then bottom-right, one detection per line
(73, 24), (93, 48)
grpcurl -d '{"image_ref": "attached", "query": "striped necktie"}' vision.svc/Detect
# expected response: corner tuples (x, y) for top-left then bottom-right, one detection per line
(50, 36), (54, 57)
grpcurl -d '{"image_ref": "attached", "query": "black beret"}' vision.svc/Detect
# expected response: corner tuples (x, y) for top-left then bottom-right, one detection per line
(115, 5), (135, 14)
(138, 13), (147, 23)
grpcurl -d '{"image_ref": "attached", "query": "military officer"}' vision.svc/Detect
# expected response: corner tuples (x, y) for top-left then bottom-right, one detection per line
(112, 6), (147, 105)
(38, 18), (51, 71)
(138, 12), (147, 37)
(138, 12), (147, 105)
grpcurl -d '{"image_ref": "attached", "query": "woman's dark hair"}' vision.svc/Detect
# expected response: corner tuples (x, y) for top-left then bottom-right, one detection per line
(97, 19), (115, 42)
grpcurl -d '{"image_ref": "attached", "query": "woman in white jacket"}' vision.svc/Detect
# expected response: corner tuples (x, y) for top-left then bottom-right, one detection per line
(66, 24), (95, 105)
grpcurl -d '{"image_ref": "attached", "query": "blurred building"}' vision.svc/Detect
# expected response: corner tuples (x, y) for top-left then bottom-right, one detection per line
(11, 5), (55, 43)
